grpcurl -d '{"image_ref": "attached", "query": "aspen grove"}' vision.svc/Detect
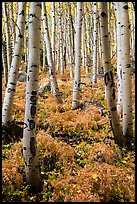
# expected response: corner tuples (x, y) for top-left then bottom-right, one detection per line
(2, 2), (135, 202)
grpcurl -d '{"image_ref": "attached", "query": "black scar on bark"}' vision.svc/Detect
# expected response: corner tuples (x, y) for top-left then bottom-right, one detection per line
(28, 119), (35, 130)
(104, 72), (110, 86)
(30, 106), (36, 118)
(31, 64), (37, 68)
(30, 95), (37, 103)
(31, 90), (37, 95)
(101, 12), (106, 17)
(10, 82), (16, 86)
(7, 88), (15, 93)
(111, 107), (116, 111)
(126, 64), (131, 68)
(19, 10), (24, 16)
(30, 137), (36, 156)
(112, 88), (116, 100)
(123, 5), (128, 10)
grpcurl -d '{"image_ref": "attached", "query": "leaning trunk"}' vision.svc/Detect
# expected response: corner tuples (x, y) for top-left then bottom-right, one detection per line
(100, 2), (123, 147)
(2, 2), (26, 125)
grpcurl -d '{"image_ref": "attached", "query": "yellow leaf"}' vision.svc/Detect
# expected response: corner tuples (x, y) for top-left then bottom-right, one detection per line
(92, 174), (98, 179)
(121, 160), (127, 164)
(72, 184), (77, 188)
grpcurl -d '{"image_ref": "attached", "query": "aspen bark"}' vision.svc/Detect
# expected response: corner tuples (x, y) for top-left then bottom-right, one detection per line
(23, 2), (42, 193)
(10, 2), (16, 51)
(58, 2), (64, 75)
(2, 2), (26, 125)
(120, 2), (132, 149)
(100, 2), (123, 147)
(3, 2), (11, 73)
(92, 2), (98, 83)
(51, 2), (55, 66)
(72, 2), (82, 110)
(67, 2), (73, 78)
(2, 41), (8, 87)
(116, 3), (122, 114)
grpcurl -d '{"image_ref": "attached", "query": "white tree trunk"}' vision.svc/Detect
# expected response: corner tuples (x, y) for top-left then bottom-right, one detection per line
(42, 2), (63, 104)
(51, 2), (55, 66)
(2, 42), (8, 87)
(72, 2), (82, 110)
(92, 2), (98, 83)
(120, 2), (132, 149)
(2, 2), (26, 125)
(67, 2), (73, 78)
(116, 3), (122, 114)
(100, 2), (123, 146)
(10, 2), (16, 51)
(58, 2), (64, 75)
(23, 2), (42, 193)
(3, 2), (11, 73)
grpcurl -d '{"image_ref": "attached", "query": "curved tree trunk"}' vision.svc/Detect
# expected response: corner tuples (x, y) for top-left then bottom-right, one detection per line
(72, 2), (82, 110)
(23, 2), (42, 193)
(120, 2), (132, 149)
(2, 2), (26, 125)
(42, 2), (63, 104)
(100, 2), (123, 147)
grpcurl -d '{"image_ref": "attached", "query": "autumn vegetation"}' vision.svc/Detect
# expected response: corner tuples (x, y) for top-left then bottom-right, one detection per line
(2, 2), (135, 202)
(2, 66), (135, 202)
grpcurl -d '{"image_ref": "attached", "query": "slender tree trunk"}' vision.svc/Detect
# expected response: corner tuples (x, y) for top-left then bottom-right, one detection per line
(92, 2), (98, 83)
(100, 2), (123, 147)
(67, 2), (73, 78)
(116, 3), (122, 115)
(2, 2), (26, 125)
(51, 2), (55, 67)
(120, 2), (132, 149)
(58, 2), (64, 75)
(72, 2), (82, 110)
(23, 2), (42, 193)
(2, 42), (8, 87)
(42, 2), (63, 104)
(3, 2), (11, 73)
(10, 2), (16, 51)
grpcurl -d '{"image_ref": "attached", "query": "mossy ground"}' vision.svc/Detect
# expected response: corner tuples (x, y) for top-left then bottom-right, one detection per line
(2, 65), (135, 202)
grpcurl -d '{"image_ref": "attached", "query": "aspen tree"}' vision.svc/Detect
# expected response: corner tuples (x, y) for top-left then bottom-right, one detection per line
(67, 2), (73, 78)
(120, 2), (132, 149)
(82, 9), (88, 74)
(100, 2), (123, 146)
(92, 2), (98, 83)
(2, 2), (26, 125)
(42, 2), (63, 104)
(72, 2), (82, 110)
(51, 2), (55, 66)
(115, 3), (122, 114)
(2, 42), (8, 87)
(3, 2), (11, 73)
(58, 2), (64, 75)
(10, 2), (16, 51)
(23, 2), (42, 193)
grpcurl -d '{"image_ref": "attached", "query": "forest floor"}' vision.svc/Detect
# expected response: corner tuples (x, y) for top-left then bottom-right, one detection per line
(2, 66), (135, 202)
